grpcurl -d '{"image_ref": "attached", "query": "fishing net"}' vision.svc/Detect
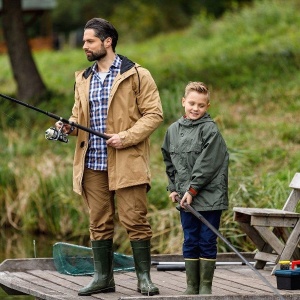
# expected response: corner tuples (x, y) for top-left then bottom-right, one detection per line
(53, 242), (135, 276)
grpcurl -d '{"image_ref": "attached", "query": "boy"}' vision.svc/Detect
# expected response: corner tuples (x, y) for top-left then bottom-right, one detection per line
(161, 82), (229, 294)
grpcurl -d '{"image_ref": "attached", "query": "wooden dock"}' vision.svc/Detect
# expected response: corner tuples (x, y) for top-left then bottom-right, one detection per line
(0, 253), (299, 300)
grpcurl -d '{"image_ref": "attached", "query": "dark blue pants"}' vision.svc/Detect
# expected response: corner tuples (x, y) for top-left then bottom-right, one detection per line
(180, 209), (222, 259)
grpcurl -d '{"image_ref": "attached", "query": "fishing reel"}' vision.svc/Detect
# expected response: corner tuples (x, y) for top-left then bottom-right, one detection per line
(45, 127), (68, 143)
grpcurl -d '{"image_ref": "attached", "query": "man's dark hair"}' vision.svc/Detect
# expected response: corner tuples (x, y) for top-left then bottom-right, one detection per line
(84, 18), (118, 52)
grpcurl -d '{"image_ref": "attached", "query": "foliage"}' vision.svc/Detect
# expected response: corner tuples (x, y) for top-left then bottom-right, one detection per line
(0, 0), (300, 255)
(52, 0), (252, 42)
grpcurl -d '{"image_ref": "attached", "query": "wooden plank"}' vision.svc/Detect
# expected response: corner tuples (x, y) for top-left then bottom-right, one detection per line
(44, 270), (139, 299)
(215, 269), (272, 294)
(251, 216), (299, 227)
(233, 207), (300, 217)
(253, 226), (284, 254)
(0, 258), (55, 272)
(289, 173), (300, 189)
(238, 222), (266, 250)
(273, 227), (290, 242)
(233, 211), (251, 223)
(254, 252), (278, 263)
(277, 219), (300, 262)
(283, 189), (300, 211)
(4, 256), (300, 300)
(227, 268), (276, 293)
(11, 271), (97, 300)
(2, 265), (300, 300)
(0, 271), (81, 300)
(253, 242), (275, 269)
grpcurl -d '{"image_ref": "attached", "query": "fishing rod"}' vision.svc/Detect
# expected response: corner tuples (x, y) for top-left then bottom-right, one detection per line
(175, 195), (284, 300)
(0, 93), (109, 142)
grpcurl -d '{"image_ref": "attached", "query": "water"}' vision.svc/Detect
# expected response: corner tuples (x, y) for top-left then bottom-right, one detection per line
(0, 230), (54, 262)
(0, 292), (34, 300)
(0, 229), (88, 299)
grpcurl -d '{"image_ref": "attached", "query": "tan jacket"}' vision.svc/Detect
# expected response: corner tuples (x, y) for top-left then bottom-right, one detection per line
(69, 56), (163, 195)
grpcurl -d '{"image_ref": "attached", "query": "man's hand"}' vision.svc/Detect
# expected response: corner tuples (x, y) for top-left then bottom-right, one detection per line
(55, 121), (72, 134)
(106, 133), (124, 149)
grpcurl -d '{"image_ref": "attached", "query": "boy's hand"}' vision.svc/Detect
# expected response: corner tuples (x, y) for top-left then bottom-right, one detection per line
(169, 191), (179, 202)
(180, 192), (193, 208)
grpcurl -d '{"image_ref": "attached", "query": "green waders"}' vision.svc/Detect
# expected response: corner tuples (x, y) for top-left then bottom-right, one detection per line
(131, 239), (160, 296)
(183, 259), (200, 294)
(78, 239), (115, 296)
(199, 258), (216, 294)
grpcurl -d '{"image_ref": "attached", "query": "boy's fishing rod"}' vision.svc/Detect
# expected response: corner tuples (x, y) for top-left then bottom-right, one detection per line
(175, 196), (284, 300)
(0, 93), (109, 142)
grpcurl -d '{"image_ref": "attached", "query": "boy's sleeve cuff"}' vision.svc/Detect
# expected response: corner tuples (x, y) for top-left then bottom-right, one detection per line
(188, 187), (198, 197)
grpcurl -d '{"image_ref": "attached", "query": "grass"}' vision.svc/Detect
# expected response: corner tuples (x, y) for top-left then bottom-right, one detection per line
(0, 0), (300, 255)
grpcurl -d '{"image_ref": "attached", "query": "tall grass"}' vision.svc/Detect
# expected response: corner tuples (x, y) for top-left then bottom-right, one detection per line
(0, 0), (300, 255)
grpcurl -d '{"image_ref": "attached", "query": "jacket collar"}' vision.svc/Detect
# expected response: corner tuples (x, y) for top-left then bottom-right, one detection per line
(82, 54), (135, 79)
(178, 113), (214, 126)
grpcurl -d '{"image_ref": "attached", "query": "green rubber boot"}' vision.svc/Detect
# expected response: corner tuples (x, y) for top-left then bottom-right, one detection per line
(131, 239), (159, 296)
(183, 259), (200, 294)
(78, 239), (115, 296)
(199, 258), (216, 295)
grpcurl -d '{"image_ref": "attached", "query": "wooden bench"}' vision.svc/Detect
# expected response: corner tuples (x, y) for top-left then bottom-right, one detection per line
(233, 173), (300, 274)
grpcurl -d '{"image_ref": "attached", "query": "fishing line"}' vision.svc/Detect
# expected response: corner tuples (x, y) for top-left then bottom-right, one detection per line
(0, 93), (109, 141)
(0, 95), (66, 143)
(175, 196), (285, 300)
(0, 105), (32, 132)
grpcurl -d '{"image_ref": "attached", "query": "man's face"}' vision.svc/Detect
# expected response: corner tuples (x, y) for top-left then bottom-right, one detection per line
(82, 29), (107, 61)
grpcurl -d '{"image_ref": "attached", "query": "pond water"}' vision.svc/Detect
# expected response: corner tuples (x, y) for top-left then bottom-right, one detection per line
(0, 230), (53, 262)
(0, 229), (88, 299)
(0, 293), (34, 300)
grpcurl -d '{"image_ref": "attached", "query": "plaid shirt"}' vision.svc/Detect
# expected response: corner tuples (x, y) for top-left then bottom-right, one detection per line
(85, 55), (122, 170)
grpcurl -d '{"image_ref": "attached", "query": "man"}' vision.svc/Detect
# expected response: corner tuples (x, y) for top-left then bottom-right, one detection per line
(56, 18), (163, 296)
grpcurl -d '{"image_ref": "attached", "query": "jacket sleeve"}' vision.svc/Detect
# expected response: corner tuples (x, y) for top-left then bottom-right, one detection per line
(118, 68), (163, 146)
(161, 130), (177, 192)
(189, 124), (228, 191)
(68, 71), (82, 136)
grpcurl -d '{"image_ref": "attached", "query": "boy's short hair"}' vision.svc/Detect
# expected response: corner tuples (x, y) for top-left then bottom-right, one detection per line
(184, 82), (209, 100)
(84, 18), (118, 52)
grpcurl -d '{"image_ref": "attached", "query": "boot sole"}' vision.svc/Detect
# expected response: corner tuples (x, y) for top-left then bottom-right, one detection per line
(138, 288), (159, 296)
(78, 286), (115, 296)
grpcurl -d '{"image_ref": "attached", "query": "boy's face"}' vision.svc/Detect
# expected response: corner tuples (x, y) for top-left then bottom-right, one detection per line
(182, 91), (210, 120)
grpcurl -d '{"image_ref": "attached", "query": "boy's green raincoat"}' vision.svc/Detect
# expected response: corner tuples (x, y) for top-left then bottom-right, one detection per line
(161, 113), (229, 211)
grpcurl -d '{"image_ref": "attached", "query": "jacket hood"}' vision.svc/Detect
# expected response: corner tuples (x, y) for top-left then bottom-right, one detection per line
(178, 113), (214, 126)
(82, 54), (135, 79)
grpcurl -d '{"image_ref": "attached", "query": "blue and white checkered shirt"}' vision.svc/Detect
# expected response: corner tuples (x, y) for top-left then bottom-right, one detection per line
(85, 55), (122, 170)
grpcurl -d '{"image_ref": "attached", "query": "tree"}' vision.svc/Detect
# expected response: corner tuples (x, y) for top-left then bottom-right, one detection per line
(1, 0), (47, 102)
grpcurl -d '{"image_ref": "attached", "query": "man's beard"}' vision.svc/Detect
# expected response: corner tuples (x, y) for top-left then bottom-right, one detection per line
(86, 47), (107, 62)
